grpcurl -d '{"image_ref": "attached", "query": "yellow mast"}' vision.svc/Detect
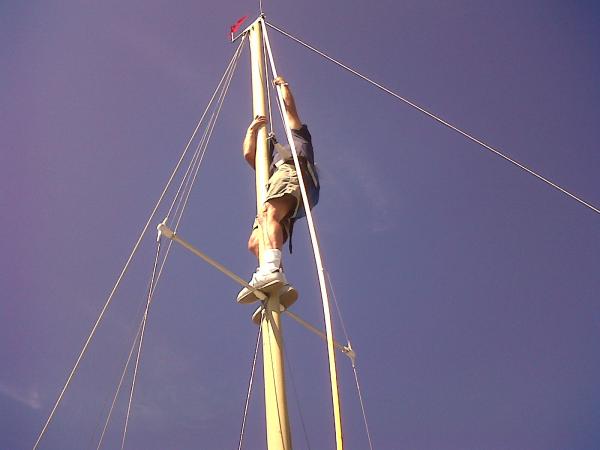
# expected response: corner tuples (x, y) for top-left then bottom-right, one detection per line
(248, 18), (293, 450)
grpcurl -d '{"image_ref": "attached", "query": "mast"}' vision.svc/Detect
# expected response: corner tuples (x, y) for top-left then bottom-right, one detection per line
(248, 18), (293, 450)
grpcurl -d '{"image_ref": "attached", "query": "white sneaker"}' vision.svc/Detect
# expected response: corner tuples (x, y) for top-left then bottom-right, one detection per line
(236, 269), (285, 304)
(280, 284), (298, 309)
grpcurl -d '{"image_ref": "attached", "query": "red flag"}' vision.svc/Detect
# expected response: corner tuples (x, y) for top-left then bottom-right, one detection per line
(230, 15), (249, 39)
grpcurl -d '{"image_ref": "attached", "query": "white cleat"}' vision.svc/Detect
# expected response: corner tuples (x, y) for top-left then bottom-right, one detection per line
(251, 283), (299, 325)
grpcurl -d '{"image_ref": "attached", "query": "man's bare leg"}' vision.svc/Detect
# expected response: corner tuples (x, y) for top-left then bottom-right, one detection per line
(247, 195), (295, 258)
(257, 195), (296, 272)
(247, 229), (260, 259)
(238, 195), (298, 305)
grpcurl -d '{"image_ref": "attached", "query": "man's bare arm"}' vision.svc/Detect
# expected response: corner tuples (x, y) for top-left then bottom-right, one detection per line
(243, 115), (267, 168)
(274, 76), (302, 130)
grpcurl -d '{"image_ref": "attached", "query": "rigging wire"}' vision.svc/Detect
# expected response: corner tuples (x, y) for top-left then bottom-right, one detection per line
(94, 241), (171, 449)
(168, 119), (214, 228)
(264, 20), (373, 450)
(128, 35), (245, 448)
(154, 33), (247, 293)
(101, 36), (247, 450)
(261, 20), (345, 450)
(120, 240), (162, 450)
(92, 190), (203, 449)
(352, 366), (374, 450)
(237, 327), (262, 450)
(173, 43), (243, 228)
(87, 381), (121, 450)
(87, 345), (136, 450)
(31, 36), (248, 450)
(169, 69), (237, 228)
(325, 271), (351, 345)
(165, 35), (247, 223)
(283, 344), (313, 450)
(167, 32), (247, 225)
(149, 32), (245, 295)
(262, 23), (274, 131)
(95, 321), (143, 450)
(266, 21), (600, 217)
(325, 272), (374, 450)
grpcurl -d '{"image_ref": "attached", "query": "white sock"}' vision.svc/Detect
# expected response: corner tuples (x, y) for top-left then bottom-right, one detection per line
(260, 248), (282, 273)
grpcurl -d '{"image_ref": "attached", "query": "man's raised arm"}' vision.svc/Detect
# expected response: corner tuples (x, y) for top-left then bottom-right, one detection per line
(274, 76), (301, 130)
(242, 115), (267, 168)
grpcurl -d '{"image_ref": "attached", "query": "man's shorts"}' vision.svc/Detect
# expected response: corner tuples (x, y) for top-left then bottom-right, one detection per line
(251, 161), (318, 242)
(251, 163), (298, 242)
(266, 162), (303, 217)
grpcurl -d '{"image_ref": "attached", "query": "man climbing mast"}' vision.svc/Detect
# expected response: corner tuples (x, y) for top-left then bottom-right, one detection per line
(237, 76), (320, 306)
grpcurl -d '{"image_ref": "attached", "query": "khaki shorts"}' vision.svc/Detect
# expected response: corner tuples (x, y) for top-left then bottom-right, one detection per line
(265, 163), (302, 216)
(251, 163), (300, 242)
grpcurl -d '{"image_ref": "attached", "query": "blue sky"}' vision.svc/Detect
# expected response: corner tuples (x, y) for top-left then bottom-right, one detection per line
(3, 1), (600, 449)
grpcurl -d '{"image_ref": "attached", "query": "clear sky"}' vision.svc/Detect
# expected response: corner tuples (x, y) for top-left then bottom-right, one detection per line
(3, 1), (600, 449)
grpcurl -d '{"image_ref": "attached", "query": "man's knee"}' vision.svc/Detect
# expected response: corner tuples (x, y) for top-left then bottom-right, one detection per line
(264, 197), (293, 224)
(264, 202), (279, 223)
(257, 202), (277, 229)
(247, 231), (259, 254)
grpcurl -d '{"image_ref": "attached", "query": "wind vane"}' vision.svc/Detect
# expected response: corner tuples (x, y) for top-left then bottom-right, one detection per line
(230, 15), (248, 41)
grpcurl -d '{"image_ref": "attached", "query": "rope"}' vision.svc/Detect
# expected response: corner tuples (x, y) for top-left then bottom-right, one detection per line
(265, 21), (600, 217)
(94, 44), (246, 448)
(120, 240), (162, 450)
(94, 272), (160, 449)
(86, 381), (119, 450)
(96, 321), (143, 450)
(177, 34), (246, 222)
(31, 34), (248, 450)
(262, 29), (274, 132)
(95, 246), (164, 449)
(165, 35), (247, 222)
(324, 271), (374, 450)
(168, 121), (213, 228)
(325, 271), (350, 345)
(283, 310), (349, 356)
(154, 33), (247, 292)
(237, 327), (262, 450)
(284, 345), (313, 450)
(352, 365), (374, 450)
(170, 39), (244, 229)
(262, 20), (345, 450)
(118, 36), (246, 450)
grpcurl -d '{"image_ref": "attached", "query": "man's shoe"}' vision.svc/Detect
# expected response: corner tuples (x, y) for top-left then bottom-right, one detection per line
(236, 269), (285, 304)
(280, 284), (298, 309)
